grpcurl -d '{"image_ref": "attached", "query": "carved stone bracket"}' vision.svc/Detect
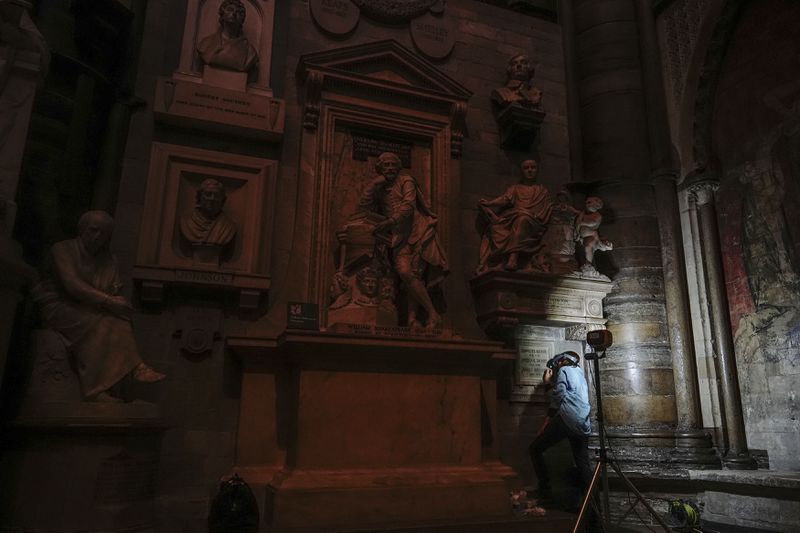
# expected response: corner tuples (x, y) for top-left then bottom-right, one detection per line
(449, 101), (467, 158)
(496, 104), (545, 149)
(302, 70), (323, 131)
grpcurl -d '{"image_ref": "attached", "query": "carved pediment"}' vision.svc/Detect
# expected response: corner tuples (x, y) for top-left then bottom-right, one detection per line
(297, 40), (471, 100)
(297, 40), (470, 157)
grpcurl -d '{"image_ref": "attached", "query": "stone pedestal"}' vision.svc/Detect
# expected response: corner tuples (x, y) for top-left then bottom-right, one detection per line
(0, 402), (166, 533)
(496, 104), (545, 149)
(227, 331), (519, 531)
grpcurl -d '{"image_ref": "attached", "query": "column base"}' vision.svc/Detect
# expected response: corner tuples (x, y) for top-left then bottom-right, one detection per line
(722, 452), (759, 470)
(601, 428), (721, 470)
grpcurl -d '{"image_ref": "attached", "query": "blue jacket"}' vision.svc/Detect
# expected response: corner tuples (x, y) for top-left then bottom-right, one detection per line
(550, 365), (591, 436)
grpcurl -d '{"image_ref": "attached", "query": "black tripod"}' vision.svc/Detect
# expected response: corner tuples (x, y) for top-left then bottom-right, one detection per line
(572, 348), (673, 533)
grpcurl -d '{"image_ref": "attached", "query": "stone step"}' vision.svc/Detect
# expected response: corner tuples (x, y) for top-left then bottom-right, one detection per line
(275, 511), (579, 533)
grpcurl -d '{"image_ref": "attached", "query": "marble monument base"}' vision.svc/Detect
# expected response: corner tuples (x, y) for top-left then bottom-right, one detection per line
(0, 402), (166, 533)
(227, 330), (518, 531)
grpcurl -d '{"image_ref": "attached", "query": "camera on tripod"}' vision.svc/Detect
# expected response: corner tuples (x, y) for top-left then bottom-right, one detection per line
(586, 329), (613, 351)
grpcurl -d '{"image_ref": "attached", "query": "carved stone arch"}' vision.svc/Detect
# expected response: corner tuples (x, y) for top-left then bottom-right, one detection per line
(688, 0), (747, 173)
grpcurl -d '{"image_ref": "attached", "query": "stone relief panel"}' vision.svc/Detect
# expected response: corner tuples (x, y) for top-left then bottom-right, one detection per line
(134, 143), (277, 308)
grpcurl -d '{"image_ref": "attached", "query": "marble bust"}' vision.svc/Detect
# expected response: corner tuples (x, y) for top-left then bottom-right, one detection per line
(491, 53), (543, 110)
(180, 178), (237, 249)
(196, 0), (258, 73)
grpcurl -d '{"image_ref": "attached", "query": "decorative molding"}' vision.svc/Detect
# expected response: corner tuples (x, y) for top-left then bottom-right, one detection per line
(303, 70), (323, 131)
(351, 0), (437, 23)
(661, 0), (708, 103)
(449, 101), (467, 158)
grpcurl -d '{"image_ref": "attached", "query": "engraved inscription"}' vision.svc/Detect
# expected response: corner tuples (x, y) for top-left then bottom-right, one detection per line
(352, 134), (413, 167)
(517, 340), (553, 386)
(175, 270), (234, 285)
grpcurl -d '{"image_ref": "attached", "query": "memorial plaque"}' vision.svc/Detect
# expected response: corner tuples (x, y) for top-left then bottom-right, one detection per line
(517, 340), (553, 386)
(310, 0), (360, 35)
(154, 78), (284, 140)
(352, 134), (413, 167)
(410, 12), (455, 60)
(288, 302), (320, 331)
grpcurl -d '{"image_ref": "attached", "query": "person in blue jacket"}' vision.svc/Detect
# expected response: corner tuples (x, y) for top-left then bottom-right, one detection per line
(529, 350), (592, 503)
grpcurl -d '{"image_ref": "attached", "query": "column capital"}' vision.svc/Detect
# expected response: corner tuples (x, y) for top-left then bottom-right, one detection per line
(684, 171), (720, 206)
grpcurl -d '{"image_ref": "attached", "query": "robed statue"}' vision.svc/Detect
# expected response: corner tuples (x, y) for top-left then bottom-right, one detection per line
(31, 211), (165, 402)
(477, 159), (553, 272)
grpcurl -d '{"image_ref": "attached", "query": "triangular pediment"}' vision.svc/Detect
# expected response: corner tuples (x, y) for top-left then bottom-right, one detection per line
(297, 40), (471, 100)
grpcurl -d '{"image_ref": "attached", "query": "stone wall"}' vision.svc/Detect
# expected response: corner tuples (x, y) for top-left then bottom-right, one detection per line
(709, 0), (800, 470)
(109, 0), (569, 527)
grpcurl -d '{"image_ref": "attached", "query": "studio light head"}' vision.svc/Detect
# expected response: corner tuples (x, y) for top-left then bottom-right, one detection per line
(586, 329), (613, 351)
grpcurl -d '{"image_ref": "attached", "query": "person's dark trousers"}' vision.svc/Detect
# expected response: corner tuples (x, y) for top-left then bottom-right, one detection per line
(530, 415), (598, 531)
(529, 414), (592, 494)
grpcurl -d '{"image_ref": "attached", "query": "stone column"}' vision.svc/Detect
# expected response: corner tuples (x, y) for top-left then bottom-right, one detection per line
(0, 1), (46, 388)
(687, 177), (757, 470)
(572, 0), (699, 464)
(634, 0), (713, 462)
(557, 0), (583, 181)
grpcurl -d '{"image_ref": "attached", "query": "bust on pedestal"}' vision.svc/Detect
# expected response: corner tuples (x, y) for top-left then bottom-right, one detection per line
(180, 178), (237, 267)
(492, 54), (546, 149)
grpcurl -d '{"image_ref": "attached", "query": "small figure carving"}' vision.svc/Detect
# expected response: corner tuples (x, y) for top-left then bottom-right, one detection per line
(491, 53), (543, 110)
(357, 152), (449, 329)
(575, 196), (613, 274)
(180, 178), (237, 261)
(197, 0), (258, 73)
(329, 271), (351, 310)
(546, 188), (581, 274)
(31, 211), (165, 402)
(477, 159), (553, 273)
(353, 265), (380, 307)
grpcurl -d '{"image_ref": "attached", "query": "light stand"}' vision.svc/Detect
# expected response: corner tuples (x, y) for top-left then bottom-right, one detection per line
(572, 346), (673, 533)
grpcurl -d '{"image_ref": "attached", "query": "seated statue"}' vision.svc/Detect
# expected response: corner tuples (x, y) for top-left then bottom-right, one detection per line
(180, 178), (237, 249)
(196, 0), (258, 73)
(477, 159), (553, 273)
(491, 53), (543, 110)
(31, 211), (165, 403)
(575, 196), (613, 273)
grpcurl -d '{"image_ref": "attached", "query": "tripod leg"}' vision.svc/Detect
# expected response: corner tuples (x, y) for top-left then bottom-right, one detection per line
(572, 460), (603, 533)
(607, 460), (673, 531)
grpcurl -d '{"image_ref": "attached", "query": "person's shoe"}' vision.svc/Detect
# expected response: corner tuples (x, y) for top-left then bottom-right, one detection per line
(92, 391), (124, 403)
(133, 363), (166, 383)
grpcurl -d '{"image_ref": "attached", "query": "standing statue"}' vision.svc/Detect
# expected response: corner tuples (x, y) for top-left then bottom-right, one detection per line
(575, 196), (613, 274)
(31, 211), (165, 402)
(180, 178), (237, 264)
(356, 152), (448, 329)
(197, 0), (258, 74)
(491, 53), (543, 110)
(477, 159), (553, 273)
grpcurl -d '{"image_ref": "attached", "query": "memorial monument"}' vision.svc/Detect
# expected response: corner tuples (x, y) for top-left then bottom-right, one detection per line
(31, 211), (165, 403)
(179, 177), (237, 266)
(332, 151), (448, 331)
(492, 53), (546, 148)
